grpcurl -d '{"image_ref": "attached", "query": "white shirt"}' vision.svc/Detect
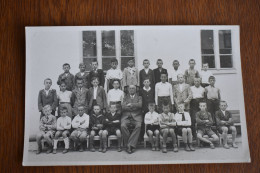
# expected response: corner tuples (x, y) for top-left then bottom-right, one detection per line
(175, 112), (191, 126)
(169, 69), (183, 81)
(57, 90), (72, 103)
(144, 111), (160, 125)
(144, 68), (150, 74)
(105, 68), (123, 80)
(80, 72), (85, 76)
(155, 82), (174, 105)
(143, 86), (151, 92)
(107, 88), (124, 104)
(130, 94), (135, 99)
(179, 83), (185, 92)
(56, 116), (71, 130)
(221, 110), (226, 115)
(72, 113), (89, 129)
(191, 86), (205, 99)
(93, 86), (98, 100)
(200, 70), (213, 84)
(45, 89), (51, 95)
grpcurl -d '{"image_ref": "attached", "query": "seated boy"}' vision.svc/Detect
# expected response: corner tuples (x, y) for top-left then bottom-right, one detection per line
(175, 103), (195, 151)
(159, 104), (178, 153)
(103, 104), (122, 152)
(89, 105), (106, 152)
(70, 105), (89, 152)
(53, 107), (71, 154)
(57, 63), (75, 91)
(144, 103), (160, 151)
(74, 63), (89, 89)
(36, 105), (57, 154)
(196, 102), (219, 149)
(107, 79), (124, 114)
(216, 101), (238, 149)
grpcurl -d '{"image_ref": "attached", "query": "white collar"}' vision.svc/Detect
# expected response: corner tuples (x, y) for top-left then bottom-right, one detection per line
(143, 86), (151, 91)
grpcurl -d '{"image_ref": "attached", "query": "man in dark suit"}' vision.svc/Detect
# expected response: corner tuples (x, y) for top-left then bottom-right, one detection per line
(153, 59), (168, 84)
(121, 85), (143, 154)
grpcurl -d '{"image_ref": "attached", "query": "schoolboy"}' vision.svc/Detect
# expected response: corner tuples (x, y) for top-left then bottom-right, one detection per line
(139, 78), (155, 114)
(88, 60), (105, 88)
(89, 105), (106, 152)
(190, 77), (205, 137)
(71, 78), (89, 116)
(159, 104), (178, 153)
(87, 77), (107, 114)
(196, 102), (219, 149)
(139, 59), (155, 89)
(57, 63), (75, 91)
(74, 63), (89, 89)
(153, 59), (168, 84)
(205, 76), (221, 124)
(175, 103), (195, 151)
(216, 101), (238, 149)
(38, 78), (58, 118)
(173, 74), (192, 112)
(184, 59), (200, 86)
(53, 107), (71, 154)
(103, 104), (122, 152)
(144, 103), (160, 151)
(57, 82), (73, 118)
(200, 63), (213, 88)
(169, 60), (183, 86)
(107, 79), (124, 114)
(155, 72), (174, 113)
(70, 105), (90, 152)
(36, 105), (57, 154)
(104, 58), (123, 93)
(122, 58), (139, 90)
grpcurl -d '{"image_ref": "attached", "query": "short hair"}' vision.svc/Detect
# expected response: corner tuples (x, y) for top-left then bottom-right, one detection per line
(189, 59), (195, 63)
(43, 105), (51, 112)
(59, 81), (67, 86)
(143, 59), (150, 63)
(77, 105), (85, 109)
(162, 103), (170, 108)
(177, 73), (184, 78)
(76, 78), (83, 83)
(63, 63), (70, 68)
(148, 102), (156, 107)
(60, 106), (68, 112)
(112, 79), (120, 84)
(208, 76), (215, 81)
(44, 78), (52, 84)
(157, 59), (163, 63)
(173, 60), (179, 64)
(128, 58), (135, 63)
(109, 104), (117, 108)
(111, 58), (118, 64)
(194, 77), (201, 82)
(79, 63), (85, 67)
(178, 102), (185, 107)
(93, 104), (101, 109)
(199, 101), (207, 105)
(143, 77), (150, 82)
(91, 77), (100, 82)
(203, 63), (209, 66)
(220, 100), (227, 105)
(160, 72), (167, 76)
(92, 59), (98, 64)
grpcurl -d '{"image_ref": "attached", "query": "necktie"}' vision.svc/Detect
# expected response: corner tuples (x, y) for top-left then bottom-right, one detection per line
(181, 113), (185, 121)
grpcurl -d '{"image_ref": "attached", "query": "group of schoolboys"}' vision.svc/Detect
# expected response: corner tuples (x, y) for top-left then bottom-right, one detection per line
(36, 58), (238, 155)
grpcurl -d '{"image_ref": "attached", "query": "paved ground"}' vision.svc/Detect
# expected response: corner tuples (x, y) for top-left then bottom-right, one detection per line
(24, 136), (247, 165)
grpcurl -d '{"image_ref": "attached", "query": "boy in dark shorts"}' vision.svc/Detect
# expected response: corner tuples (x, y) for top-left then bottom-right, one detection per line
(196, 102), (219, 149)
(103, 104), (122, 152)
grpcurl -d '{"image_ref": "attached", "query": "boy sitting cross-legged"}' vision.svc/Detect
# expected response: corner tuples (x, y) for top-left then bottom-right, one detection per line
(159, 103), (178, 153)
(70, 105), (89, 152)
(175, 103), (195, 151)
(196, 102), (219, 149)
(144, 103), (160, 151)
(53, 106), (71, 154)
(36, 105), (57, 154)
(216, 101), (238, 149)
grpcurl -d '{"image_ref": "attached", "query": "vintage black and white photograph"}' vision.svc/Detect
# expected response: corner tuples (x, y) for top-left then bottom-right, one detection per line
(23, 26), (250, 166)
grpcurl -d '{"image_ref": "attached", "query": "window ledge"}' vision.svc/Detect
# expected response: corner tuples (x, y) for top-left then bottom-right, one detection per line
(206, 68), (237, 75)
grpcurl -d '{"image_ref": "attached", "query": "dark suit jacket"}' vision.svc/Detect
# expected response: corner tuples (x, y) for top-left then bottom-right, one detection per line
(121, 94), (143, 122)
(71, 87), (89, 110)
(139, 69), (155, 89)
(38, 89), (58, 112)
(139, 88), (155, 113)
(215, 110), (233, 126)
(88, 69), (105, 88)
(153, 68), (168, 84)
(87, 86), (107, 110)
(74, 72), (89, 89)
(57, 72), (75, 91)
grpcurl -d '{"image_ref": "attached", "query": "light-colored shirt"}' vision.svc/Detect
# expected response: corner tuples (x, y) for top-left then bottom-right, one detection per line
(72, 113), (89, 129)
(93, 86), (98, 99)
(155, 82), (174, 105)
(45, 89), (51, 96)
(191, 86), (205, 99)
(56, 116), (71, 130)
(143, 86), (151, 92)
(159, 112), (176, 128)
(205, 85), (220, 99)
(144, 111), (160, 125)
(169, 69), (183, 81)
(221, 110), (226, 116)
(175, 112), (191, 126)
(200, 70), (213, 84)
(107, 88), (124, 104)
(57, 90), (72, 103)
(144, 68), (150, 74)
(105, 68), (123, 80)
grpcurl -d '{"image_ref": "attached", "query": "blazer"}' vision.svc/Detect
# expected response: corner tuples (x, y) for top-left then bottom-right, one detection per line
(122, 67), (139, 88)
(139, 88), (155, 112)
(121, 94), (143, 122)
(38, 89), (58, 112)
(139, 69), (155, 88)
(215, 110), (234, 126)
(57, 72), (75, 91)
(88, 69), (105, 87)
(74, 72), (89, 89)
(173, 84), (192, 110)
(71, 87), (89, 110)
(153, 68), (168, 84)
(87, 86), (107, 110)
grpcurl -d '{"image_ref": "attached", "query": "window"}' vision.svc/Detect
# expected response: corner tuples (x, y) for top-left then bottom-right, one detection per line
(201, 29), (233, 69)
(82, 30), (135, 71)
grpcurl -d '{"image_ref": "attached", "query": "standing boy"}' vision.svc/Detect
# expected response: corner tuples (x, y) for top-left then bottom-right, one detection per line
(139, 78), (155, 114)
(184, 59), (200, 86)
(74, 63), (89, 89)
(57, 82), (73, 118)
(122, 58), (139, 91)
(139, 59), (155, 89)
(107, 79), (124, 114)
(169, 60), (183, 86)
(88, 60), (105, 88)
(153, 59), (168, 84)
(200, 63), (213, 88)
(57, 63), (75, 91)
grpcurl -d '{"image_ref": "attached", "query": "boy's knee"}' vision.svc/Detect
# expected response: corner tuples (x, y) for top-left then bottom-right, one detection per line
(182, 128), (187, 133)
(212, 135), (219, 142)
(62, 132), (68, 138)
(169, 128), (175, 134)
(116, 130), (121, 137)
(222, 127), (228, 133)
(230, 126), (237, 132)
(90, 131), (95, 137)
(102, 130), (108, 137)
(147, 130), (153, 136)
(187, 128), (192, 133)
(162, 129), (169, 134)
(36, 133), (43, 140)
(154, 130), (160, 135)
